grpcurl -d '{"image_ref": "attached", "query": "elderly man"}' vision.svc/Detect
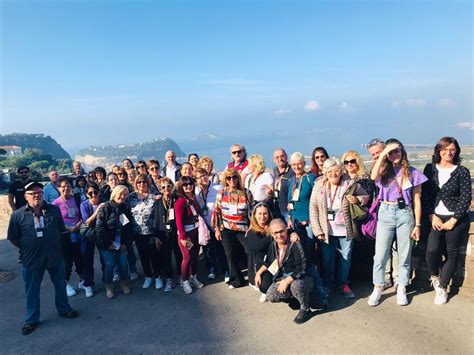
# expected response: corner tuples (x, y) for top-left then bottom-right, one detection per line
(43, 170), (60, 203)
(7, 182), (79, 335)
(272, 148), (294, 221)
(162, 150), (182, 183)
(255, 219), (312, 324)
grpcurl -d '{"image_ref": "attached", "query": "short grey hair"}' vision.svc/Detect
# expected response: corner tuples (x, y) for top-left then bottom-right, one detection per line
(322, 157), (343, 176)
(290, 152), (305, 163)
(269, 218), (287, 231)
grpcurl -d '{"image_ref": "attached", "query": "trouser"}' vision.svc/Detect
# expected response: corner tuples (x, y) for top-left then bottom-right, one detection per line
(203, 231), (228, 276)
(80, 237), (95, 287)
(114, 242), (138, 276)
(266, 275), (311, 310)
(293, 220), (317, 265)
(373, 203), (414, 286)
(385, 239), (399, 283)
(100, 249), (129, 284)
(178, 228), (200, 281)
(320, 235), (354, 289)
(135, 235), (160, 278)
(157, 236), (174, 279)
(426, 214), (469, 289)
(22, 260), (72, 324)
(62, 234), (83, 281)
(220, 229), (248, 287)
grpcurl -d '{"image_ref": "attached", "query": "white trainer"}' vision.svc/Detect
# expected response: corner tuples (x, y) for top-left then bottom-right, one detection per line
(259, 293), (267, 303)
(78, 280), (85, 291)
(397, 285), (408, 306)
(164, 279), (174, 292)
(434, 288), (448, 305)
(182, 280), (193, 294)
(367, 286), (382, 306)
(142, 277), (153, 289)
(431, 275), (442, 292)
(155, 276), (164, 289)
(249, 283), (260, 292)
(190, 275), (204, 289)
(84, 286), (94, 298)
(66, 283), (77, 297)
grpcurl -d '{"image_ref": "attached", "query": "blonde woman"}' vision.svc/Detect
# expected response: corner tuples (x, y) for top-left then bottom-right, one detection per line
(245, 154), (274, 202)
(341, 151), (376, 203)
(198, 156), (220, 184)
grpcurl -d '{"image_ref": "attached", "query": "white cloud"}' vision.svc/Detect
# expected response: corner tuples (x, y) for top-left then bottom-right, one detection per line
(405, 98), (426, 107)
(304, 100), (320, 111)
(455, 122), (474, 131)
(339, 101), (355, 112)
(438, 98), (456, 108)
(205, 132), (219, 139)
(273, 109), (291, 116)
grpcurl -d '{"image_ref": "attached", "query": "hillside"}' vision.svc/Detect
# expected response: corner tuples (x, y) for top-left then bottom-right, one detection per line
(76, 138), (185, 168)
(0, 133), (71, 159)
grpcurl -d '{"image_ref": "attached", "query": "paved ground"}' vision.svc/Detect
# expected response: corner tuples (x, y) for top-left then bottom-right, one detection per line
(0, 230), (473, 354)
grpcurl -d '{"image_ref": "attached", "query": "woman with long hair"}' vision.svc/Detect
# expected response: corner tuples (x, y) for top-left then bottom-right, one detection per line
(422, 137), (471, 305)
(244, 154), (274, 203)
(310, 147), (329, 177)
(368, 139), (427, 307)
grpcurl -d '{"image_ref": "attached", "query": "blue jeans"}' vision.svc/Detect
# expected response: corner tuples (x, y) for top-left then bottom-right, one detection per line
(306, 264), (328, 304)
(373, 203), (414, 286)
(293, 220), (317, 266)
(100, 249), (129, 284)
(22, 260), (72, 324)
(113, 243), (137, 276)
(320, 235), (354, 289)
(80, 237), (95, 287)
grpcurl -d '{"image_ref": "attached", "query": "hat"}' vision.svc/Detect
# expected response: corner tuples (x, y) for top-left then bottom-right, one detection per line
(24, 182), (44, 191)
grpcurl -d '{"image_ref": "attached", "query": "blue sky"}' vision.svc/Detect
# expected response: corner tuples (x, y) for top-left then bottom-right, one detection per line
(1, 0), (472, 164)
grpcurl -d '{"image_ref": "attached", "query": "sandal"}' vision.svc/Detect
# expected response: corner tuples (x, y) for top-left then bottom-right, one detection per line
(22, 322), (39, 335)
(59, 310), (79, 319)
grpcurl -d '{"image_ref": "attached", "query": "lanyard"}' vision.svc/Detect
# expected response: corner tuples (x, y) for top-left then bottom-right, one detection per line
(291, 175), (304, 195)
(393, 175), (404, 197)
(327, 182), (341, 210)
(276, 244), (287, 267)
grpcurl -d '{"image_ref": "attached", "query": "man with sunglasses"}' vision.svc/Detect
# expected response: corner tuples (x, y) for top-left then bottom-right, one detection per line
(8, 166), (33, 212)
(225, 144), (250, 182)
(163, 150), (182, 183)
(7, 181), (79, 335)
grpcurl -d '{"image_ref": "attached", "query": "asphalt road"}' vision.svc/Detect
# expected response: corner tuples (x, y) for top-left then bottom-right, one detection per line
(0, 235), (473, 354)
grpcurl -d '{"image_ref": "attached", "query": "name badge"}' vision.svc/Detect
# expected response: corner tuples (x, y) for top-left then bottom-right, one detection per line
(119, 214), (130, 226)
(168, 208), (175, 221)
(229, 204), (238, 215)
(165, 224), (172, 231)
(292, 188), (300, 202)
(268, 259), (279, 275)
(36, 230), (44, 238)
(327, 210), (335, 221)
(67, 208), (76, 218)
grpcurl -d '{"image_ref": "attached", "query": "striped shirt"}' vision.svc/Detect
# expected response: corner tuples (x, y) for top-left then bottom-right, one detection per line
(213, 188), (253, 232)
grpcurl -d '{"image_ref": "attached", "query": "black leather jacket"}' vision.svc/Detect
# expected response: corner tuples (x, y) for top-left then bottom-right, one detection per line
(95, 201), (135, 249)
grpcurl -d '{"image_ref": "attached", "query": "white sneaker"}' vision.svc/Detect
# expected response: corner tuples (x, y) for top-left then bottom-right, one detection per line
(142, 277), (153, 289)
(208, 273), (216, 280)
(190, 275), (204, 289)
(228, 284), (235, 290)
(66, 283), (77, 297)
(249, 283), (259, 292)
(155, 276), (164, 290)
(367, 286), (382, 306)
(182, 280), (193, 294)
(130, 272), (138, 281)
(84, 286), (94, 298)
(78, 280), (85, 291)
(164, 279), (174, 292)
(431, 275), (442, 292)
(113, 273), (120, 282)
(434, 288), (448, 305)
(397, 285), (408, 306)
(259, 293), (267, 303)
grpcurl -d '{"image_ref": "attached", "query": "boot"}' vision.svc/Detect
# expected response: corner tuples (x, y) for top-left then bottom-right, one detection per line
(121, 281), (131, 295)
(105, 284), (115, 299)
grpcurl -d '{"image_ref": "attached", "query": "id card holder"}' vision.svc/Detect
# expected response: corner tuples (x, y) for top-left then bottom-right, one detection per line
(202, 207), (208, 216)
(168, 208), (175, 221)
(36, 229), (44, 238)
(292, 188), (300, 202)
(165, 223), (172, 231)
(268, 259), (279, 275)
(119, 214), (130, 226)
(229, 204), (238, 215)
(327, 210), (335, 221)
(67, 207), (76, 218)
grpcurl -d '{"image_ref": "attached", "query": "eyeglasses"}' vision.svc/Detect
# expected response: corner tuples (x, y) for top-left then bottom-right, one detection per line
(232, 150), (242, 155)
(271, 229), (286, 236)
(344, 159), (357, 165)
(87, 190), (99, 196)
(182, 183), (194, 188)
(314, 155), (326, 160)
(136, 180), (147, 185)
(225, 175), (239, 181)
(25, 191), (43, 196)
(149, 166), (159, 170)
(160, 184), (172, 190)
(368, 138), (385, 147)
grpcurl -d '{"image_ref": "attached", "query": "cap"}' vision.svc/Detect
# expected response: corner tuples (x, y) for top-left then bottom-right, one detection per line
(24, 182), (44, 191)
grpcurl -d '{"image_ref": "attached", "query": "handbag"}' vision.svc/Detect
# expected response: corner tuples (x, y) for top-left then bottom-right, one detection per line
(361, 197), (380, 240)
(79, 222), (96, 243)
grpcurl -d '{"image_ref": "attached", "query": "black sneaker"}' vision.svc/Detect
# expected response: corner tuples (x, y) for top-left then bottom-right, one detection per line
(294, 309), (311, 324)
(59, 310), (79, 319)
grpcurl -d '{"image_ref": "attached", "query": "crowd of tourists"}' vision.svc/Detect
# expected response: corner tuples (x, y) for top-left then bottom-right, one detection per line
(7, 136), (471, 333)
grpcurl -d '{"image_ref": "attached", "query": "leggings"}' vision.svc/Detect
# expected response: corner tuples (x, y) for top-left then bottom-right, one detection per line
(135, 235), (160, 278)
(178, 228), (200, 281)
(426, 214), (469, 289)
(220, 229), (248, 288)
(62, 234), (83, 281)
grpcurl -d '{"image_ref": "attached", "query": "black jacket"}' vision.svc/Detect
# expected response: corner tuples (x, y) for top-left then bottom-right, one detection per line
(95, 201), (135, 249)
(422, 163), (471, 220)
(263, 240), (306, 281)
(153, 197), (177, 242)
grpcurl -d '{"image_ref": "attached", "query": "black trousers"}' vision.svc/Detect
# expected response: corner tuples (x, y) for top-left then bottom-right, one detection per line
(221, 229), (248, 287)
(426, 214), (470, 289)
(62, 234), (83, 281)
(135, 235), (160, 278)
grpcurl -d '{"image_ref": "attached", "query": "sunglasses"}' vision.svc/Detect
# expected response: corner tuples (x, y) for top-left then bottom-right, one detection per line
(87, 190), (99, 196)
(232, 150), (242, 155)
(149, 166), (159, 170)
(136, 180), (147, 185)
(182, 183), (194, 188)
(137, 165), (146, 169)
(226, 175), (239, 181)
(314, 155), (326, 160)
(160, 184), (172, 190)
(344, 159), (357, 165)
(368, 138), (385, 147)
(118, 173), (126, 176)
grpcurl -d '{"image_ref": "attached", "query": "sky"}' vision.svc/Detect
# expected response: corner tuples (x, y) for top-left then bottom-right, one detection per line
(1, 0), (472, 166)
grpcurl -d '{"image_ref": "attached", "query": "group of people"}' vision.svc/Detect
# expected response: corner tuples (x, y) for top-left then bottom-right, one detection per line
(7, 136), (472, 333)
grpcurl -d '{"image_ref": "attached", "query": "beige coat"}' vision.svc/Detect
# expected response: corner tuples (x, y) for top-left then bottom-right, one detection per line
(310, 174), (369, 243)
